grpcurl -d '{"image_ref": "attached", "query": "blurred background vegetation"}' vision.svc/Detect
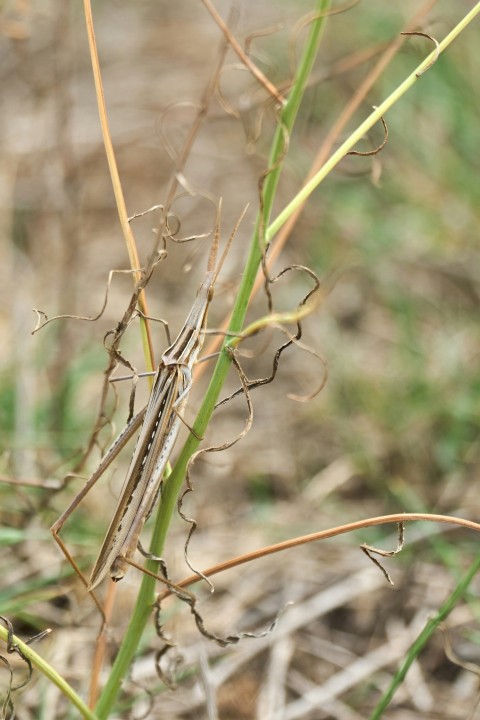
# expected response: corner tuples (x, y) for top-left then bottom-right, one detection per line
(0, 1), (479, 718)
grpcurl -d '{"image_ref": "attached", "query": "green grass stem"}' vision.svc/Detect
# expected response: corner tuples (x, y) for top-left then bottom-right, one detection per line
(0, 624), (98, 720)
(369, 552), (480, 718)
(267, 2), (480, 243)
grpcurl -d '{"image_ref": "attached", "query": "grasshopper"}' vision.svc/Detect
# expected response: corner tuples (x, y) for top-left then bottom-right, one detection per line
(51, 204), (243, 591)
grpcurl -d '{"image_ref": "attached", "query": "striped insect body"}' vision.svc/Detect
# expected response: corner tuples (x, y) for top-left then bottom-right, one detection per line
(87, 210), (228, 591)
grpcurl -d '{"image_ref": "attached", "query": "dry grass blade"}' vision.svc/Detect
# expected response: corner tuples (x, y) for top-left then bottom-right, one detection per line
(401, 30), (440, 76)
(31, 265), (163, 335)
(200, 0), (285, 106)
(157, 513), (480, 600)
(347, 114), (388, 157)
(216, 264), (325, 408)
(360, 522), (405, 585)
(178, 347), (254, 589)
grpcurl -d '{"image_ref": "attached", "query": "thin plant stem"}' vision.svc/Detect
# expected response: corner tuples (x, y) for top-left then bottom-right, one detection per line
(157, 513), (480, 598)
(369, 552), (480, 719)
(83, 0), (155, 372)
(267, 2), (480, 243)
(0, 624), (98, 720)
(82, 1), (157, 701)
(200, 0), (285, 105)
(93, 470), (169, 719)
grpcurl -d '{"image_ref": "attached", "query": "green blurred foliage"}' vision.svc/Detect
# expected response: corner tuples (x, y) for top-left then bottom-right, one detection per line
(296, 19), (480, 509)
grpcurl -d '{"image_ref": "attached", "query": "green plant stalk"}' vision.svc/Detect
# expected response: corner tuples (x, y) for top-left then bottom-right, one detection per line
(94, 472), (168, 719)
(267, 2), (480, 243)
(93, 3), (331, 717)
(259, 0), (332, 233)
(0, 625), (98, 720)
(369, 552), (480, 719)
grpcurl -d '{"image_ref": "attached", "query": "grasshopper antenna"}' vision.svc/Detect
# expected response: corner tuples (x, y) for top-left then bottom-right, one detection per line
(213, 202), (249, 283)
